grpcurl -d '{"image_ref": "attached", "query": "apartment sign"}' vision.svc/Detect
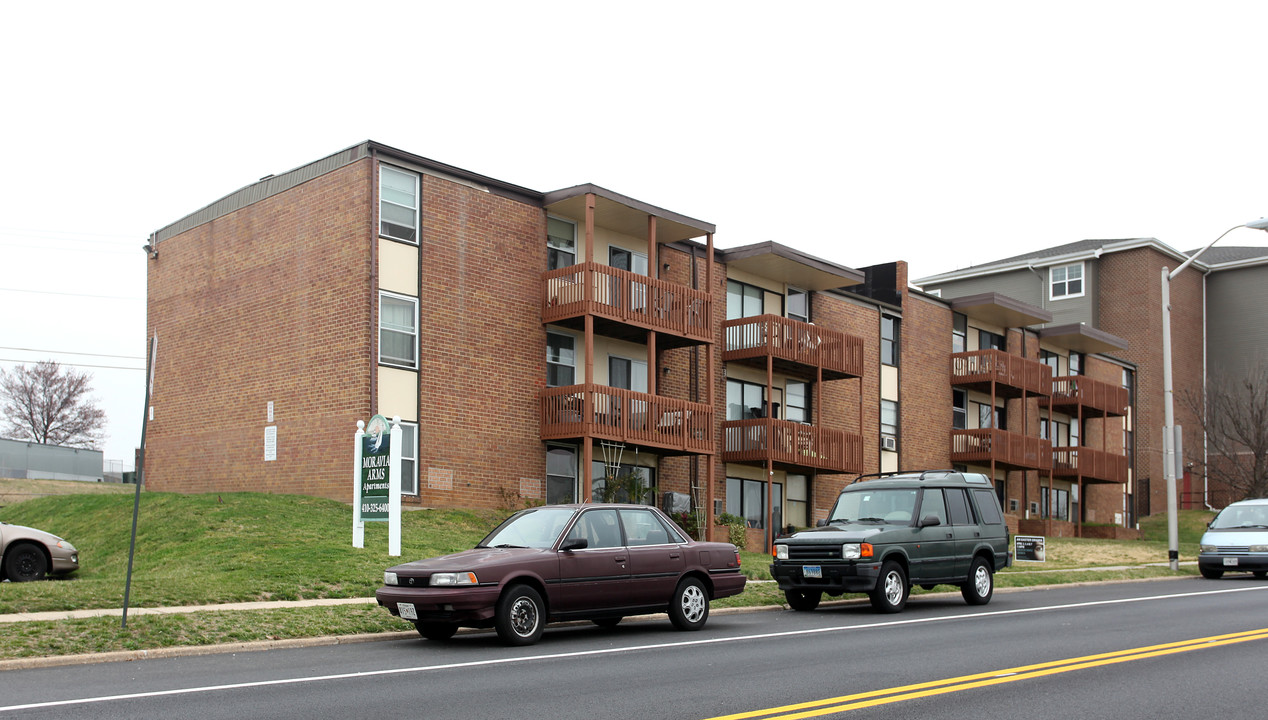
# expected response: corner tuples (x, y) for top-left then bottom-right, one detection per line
(352, 414), (402, 556)
(360, 415), (392, 520)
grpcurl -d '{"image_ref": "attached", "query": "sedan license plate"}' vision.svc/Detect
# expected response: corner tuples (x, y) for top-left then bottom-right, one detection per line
(803, 565), (822, 579)
(1224, 558), (1240, 567)
(398, 602), (418, 620)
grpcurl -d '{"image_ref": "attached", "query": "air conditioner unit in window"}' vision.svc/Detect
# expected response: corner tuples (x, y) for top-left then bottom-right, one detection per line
(880, 435), (897, 452)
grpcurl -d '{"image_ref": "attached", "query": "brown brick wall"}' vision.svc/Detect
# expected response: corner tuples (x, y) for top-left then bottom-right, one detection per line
(145, 160), (375, 500)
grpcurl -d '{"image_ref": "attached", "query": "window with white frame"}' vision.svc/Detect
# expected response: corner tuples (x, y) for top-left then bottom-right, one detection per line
(608, 356), (648, 393)
(547, 217), (576, 270)
(379, 292), (418, 368)
(787, 288), (809, 323)
(380, 166), (419, 243)
(881, 400), (899, 437)
(1050, 263), (1084, 299)
(546, 445), (577, 504)
(399, 421), (418, 495)
(609, 246), (648, 275)
(546, 332), (575, 387)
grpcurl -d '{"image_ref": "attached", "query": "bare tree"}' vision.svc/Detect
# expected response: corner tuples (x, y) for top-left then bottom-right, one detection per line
(0, 360), (106, 448)
(1182, 364), (1268, 502)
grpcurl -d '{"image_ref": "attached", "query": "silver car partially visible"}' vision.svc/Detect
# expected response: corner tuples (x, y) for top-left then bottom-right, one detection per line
(1198, 498), (1268, 580)
(0, 521), (79, 582)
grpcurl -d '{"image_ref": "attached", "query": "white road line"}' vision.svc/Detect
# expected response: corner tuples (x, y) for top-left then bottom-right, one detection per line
(3, 584), (1265, 713)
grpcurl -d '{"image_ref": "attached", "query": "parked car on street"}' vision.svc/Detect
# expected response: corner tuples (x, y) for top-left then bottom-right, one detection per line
(1198, 497), (1268, 579)
(770, 470), (1010, 613)
(0, 521), (79, 582)
(376, 503), (747, 646)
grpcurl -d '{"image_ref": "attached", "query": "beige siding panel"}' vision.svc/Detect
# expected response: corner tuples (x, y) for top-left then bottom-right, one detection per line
(379, 239), (419, 295)
(378, 366), (419, 422)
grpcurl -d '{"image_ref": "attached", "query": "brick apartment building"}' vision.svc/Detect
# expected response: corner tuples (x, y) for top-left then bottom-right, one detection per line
(917, 237), (1268, 520)
(145, 141), (1180, 549)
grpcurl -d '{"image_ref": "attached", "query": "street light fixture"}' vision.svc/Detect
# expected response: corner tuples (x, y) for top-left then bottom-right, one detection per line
(1162, 218), (1268, 571)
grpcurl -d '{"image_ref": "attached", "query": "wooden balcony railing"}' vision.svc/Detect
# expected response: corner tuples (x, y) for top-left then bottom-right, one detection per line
(721, 419), (863, 474)
(540, 384), (713, 454)
(542, 262), (712, 343)
(1052, 447), (1129, 484)
(722, 315), (864, 380)
(950, 350), (1052, 397)
(950, 429), (1053, 470)
(1043, 376), (1130, 417)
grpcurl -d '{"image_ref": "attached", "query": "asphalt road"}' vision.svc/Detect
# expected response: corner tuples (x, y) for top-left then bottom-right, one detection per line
(3, 577), (1268, 719)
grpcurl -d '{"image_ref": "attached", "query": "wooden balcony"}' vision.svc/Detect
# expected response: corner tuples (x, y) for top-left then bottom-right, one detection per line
(950, 429), (1053, 471)
(540, 384), (713, 455)
(542, 262), (712, 347)
(950, 350), (1052, 398)
(1042, 376), (1130, 418)
(721, 419), (863, 474)
(722, 315), (864, 381)
(1052, 447), (1129, 484)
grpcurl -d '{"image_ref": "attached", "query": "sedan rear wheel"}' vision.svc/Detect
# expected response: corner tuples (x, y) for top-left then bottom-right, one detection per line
(4, 543), (47, 582)
(669, 577), (709, 631)
(495, 585), (544, 646)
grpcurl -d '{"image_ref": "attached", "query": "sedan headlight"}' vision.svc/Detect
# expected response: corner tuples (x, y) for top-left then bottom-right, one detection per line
(1250, 545), (1268, 553)
(774, 545), (788, 560)
(384, 571), (398, 586)
(430, 572), (478, 586)
(1200, 545), (1217, 554)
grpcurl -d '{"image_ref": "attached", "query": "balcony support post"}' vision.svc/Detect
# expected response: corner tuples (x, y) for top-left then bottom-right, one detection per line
(767, 354), (775, 553)
(584, 193), (595, 264)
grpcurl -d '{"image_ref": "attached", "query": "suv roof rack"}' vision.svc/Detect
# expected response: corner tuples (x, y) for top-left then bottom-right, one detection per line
(853, 469), (958, 484)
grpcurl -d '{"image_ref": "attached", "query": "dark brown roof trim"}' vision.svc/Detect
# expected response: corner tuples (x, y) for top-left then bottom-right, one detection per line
(1039, 323), (1128, 353)
(717, 241), (865, 285)
(949, 292), (1053, 326)
(542, 183), (716, 235)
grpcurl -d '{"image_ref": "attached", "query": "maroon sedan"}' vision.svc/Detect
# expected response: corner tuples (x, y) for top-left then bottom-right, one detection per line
(376, 504), (747, 646)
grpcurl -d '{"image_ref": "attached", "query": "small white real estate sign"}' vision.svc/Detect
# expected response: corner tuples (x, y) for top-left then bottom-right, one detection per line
(353, 414), (401, 556)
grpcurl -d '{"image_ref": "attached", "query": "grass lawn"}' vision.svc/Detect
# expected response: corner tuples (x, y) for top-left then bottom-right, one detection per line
(0, 482), (1216, 660)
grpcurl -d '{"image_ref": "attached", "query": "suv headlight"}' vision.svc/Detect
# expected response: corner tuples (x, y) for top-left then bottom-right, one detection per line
(842, 543), (861, 559)
(774, 545), (789, 560)
(430, 572), (478, 586)
(384, 571), (398, 585)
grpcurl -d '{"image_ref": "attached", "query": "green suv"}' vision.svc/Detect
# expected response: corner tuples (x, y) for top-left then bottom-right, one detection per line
(771, 470), (1011, 613)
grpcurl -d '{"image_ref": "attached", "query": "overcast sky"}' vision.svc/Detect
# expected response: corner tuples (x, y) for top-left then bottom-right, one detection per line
(4, 2), (1268, 469)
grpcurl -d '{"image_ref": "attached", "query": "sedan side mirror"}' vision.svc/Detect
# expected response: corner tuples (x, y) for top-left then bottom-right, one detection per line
(919, 514), (942, 528)
(559, 538), (588, 552)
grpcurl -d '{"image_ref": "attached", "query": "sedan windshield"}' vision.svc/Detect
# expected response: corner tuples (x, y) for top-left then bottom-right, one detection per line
(1209, 504), (1268, 530)
(829, 488), (918, 525)
(479, 507), (577, 549)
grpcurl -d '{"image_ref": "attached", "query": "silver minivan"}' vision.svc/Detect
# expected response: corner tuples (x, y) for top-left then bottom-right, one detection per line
(1198, 498), (1268, 579)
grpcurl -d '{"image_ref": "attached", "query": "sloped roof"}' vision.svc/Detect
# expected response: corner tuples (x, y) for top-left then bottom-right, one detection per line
(1191, 246), (1268, 266)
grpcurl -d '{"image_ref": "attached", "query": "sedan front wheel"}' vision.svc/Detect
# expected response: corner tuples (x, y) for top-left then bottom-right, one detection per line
(495, 584), (545, 646)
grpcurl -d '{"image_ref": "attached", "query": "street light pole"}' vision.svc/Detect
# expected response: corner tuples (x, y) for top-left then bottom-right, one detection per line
(1162, 218), (1268, 571)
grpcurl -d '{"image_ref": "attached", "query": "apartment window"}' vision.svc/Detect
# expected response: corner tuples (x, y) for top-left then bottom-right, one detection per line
(952, 313), (967, 353)
(399, 422), (418, 495)
(380, 166), (419, 243)
(952, 389), (967, 430)
(979, 403), (1006, 430)
(1070, 418), (1080, 447)
(786, 381), (809, 423)
(727, 280), (764, 320)
(379, 292), (418, 368)
(727, 379), (768, 420)
(590, 462), (655, 504)
(881, 316), (899, 366)
(609, 246), (648, 275)
(785, 474), (808, 529)
(546, 445), (577, 505)
(546, 332), (575, 387)
(547, 217), (576, 270)
(726, 477), (772, 529)
(1040, 349), (1060, 376)
(1069, 352), (1083, 376)
(1050, 262), (1084, 299)
(787, 288), (809, 323)
(979, 329), (1005, 351)
(608, 356), (648, 393)
(881, 400), (899, 437)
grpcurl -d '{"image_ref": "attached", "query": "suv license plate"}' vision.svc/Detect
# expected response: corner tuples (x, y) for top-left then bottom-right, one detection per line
(1224, 558), (1240, 567)
(398, 602), (418, 620)
(803, 565), (822, 579)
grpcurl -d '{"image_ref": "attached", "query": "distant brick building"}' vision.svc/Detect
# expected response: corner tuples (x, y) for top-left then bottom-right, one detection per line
(147, 141), (1174, 548)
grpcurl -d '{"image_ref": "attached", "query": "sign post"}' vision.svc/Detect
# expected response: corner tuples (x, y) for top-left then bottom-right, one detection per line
(353, 414), (401, 556)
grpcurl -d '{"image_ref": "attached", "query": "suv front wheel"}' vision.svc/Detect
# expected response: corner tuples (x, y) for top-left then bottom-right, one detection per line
(869, 560), (909, 613)
(961, 556), (994, 605)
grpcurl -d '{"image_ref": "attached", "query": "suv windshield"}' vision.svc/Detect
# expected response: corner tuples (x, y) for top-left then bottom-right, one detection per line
(1209, 504), (1268, 530)
(829, 488), (919, 525)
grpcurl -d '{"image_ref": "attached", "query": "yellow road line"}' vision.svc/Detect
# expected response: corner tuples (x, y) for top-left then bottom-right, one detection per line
(706, 627), (1268, 720)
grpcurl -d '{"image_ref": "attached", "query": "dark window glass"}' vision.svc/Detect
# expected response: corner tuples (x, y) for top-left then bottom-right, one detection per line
(787, 288), (809, 323)
(786, 381), (809, 423)
(727, 280), (764, 320)
(952, 389), (967, 430)
(972, 488), (1004, 525)
(919, 489), (948, 525)
(547, 217), (576, 270)
(979, 329), (1005, 351)
(1040, 350), (1060, 376)
(547, 333), (575, 387)
(881, 316), (899, 366)
(546, 446), (576, 504)
(946, 488), (972, 525)
(952, 313), (967, 353)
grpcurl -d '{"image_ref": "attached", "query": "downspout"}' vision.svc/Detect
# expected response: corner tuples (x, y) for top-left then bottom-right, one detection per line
(369, 148), (379, 419)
